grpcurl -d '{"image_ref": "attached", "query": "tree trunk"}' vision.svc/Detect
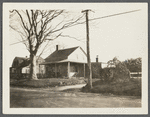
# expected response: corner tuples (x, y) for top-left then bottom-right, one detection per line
(30, 53), (38, 80)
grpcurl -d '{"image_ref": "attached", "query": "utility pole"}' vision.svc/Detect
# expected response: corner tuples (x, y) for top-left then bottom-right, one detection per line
(82, 10), (92, 89)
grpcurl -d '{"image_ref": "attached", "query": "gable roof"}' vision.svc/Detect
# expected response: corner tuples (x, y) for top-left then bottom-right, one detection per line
(12, 56), (44, 68)
(12, 57), (29, 68)
(79, 47), (87, 57)
(45, 46), (81, 62)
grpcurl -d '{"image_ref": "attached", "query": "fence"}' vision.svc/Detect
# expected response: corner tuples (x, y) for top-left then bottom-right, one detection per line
(130, 72), (142, 78)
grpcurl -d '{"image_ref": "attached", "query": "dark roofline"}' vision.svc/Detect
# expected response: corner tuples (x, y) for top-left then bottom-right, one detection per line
(58, 46), (79, 51)
(79, 47), (87, 56)
(14, 56), (44, 60)
(44, 46), (79, 61)
(44, 46), (87, 62)
(56, 46), (87, 56)
(15, 57), (27, 59)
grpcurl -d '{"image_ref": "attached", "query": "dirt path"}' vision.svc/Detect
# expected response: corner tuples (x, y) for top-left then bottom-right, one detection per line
(10, 86), (141, 108)
(10, 84), (86, 92)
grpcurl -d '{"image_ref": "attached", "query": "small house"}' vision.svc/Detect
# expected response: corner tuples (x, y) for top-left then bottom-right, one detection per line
(40, 45), (102, 78)
(40, 45), (88, 78)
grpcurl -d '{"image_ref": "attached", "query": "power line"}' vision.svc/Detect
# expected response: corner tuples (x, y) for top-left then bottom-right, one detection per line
(66, 9), (141, 29)
(10, 40), (28, 45)
(89, 9), (141, 21)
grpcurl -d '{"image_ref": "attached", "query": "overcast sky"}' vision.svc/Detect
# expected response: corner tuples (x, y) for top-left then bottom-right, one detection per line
(8, 3), (147, 67)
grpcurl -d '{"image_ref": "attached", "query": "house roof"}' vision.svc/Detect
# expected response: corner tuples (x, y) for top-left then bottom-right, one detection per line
(12, 56), (44, 68)
(45, 46), (80, 62)
(11, 57), (29, 68)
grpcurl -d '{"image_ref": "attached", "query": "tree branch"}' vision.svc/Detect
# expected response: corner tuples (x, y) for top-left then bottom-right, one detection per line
(26, 10), (32, 27)
(60, 35), (85, 43)
(37, 33), (61, 59)
(9, 25), (27, 37)
(14, 10), (29, 32)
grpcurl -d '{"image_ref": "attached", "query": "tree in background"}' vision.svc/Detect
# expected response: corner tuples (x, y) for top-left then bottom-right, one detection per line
(124, 57), (142, 72)
(102, 57), (131, 82)
(10, 10), (84, 80)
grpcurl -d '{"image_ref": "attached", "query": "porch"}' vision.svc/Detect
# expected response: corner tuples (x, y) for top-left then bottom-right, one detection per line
(40, 60), (87, 78)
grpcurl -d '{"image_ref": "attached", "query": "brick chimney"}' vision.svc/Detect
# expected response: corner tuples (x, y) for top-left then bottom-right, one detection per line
(56, 45), (59, 51)
(96, 55), (98, 63)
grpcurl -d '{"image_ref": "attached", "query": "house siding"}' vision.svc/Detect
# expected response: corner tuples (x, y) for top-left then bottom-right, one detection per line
(68, 47), (87, 63)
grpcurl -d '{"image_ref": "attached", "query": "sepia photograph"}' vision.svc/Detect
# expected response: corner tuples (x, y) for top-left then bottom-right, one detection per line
(3, 3), (148, 114)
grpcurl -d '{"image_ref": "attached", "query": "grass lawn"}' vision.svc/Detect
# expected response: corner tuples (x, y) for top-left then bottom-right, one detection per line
(82, 78), (141, 96)
(10, 87), (141, 108)
(10, 78), (87, 88)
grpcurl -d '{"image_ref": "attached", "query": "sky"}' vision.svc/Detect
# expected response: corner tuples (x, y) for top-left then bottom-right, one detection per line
(8, 3), (147, 67)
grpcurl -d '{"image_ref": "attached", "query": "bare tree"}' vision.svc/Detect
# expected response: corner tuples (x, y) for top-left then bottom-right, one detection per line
(9, 10), (84, 80)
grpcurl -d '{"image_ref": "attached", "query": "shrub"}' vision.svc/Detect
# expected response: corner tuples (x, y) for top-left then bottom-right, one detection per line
(82, 78), (141, 96)
(101, 57), (130, 83)
(10, 78), (86, 88)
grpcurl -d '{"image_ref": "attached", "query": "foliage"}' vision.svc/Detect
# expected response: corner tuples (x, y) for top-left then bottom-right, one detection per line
(10, 78), (86, 88)
(92, 79), (141, 96)
(101, 57), (130, 82)
(82, 78), (141, 96)
(82, 57), (142, 96)
(124, 57), (142, 72)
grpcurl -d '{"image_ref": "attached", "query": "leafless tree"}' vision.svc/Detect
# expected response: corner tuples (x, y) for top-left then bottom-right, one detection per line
(9, 10), (85, 80)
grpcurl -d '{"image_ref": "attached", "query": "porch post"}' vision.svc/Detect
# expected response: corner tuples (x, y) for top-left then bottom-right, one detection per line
(55, 63), (57, 78)
(68, 62), (70, 78)
(84, 63), (85, 78)
(39, 64), (40, 73)
(39, 64), (40, 78)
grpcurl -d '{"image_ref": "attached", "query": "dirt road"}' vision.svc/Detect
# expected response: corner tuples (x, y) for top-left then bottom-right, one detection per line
(10, 86), (141, 108)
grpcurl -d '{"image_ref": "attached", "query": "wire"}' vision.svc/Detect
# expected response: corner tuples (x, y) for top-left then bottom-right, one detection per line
(10, 40), (28, 45)
(67, 9), (141, 29)
(89, 9), (141, 21)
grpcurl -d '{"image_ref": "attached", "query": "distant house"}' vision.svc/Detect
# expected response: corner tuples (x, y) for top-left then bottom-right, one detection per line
(10, 56), (45, 78)
(40, 45), (102, 78)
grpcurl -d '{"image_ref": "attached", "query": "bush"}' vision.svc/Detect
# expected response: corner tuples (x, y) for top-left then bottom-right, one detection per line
(101, 57), (130, 83)
(82, 78), (141, 96)
(10, 78), (86, 88)
(81, 57), (141, 96)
